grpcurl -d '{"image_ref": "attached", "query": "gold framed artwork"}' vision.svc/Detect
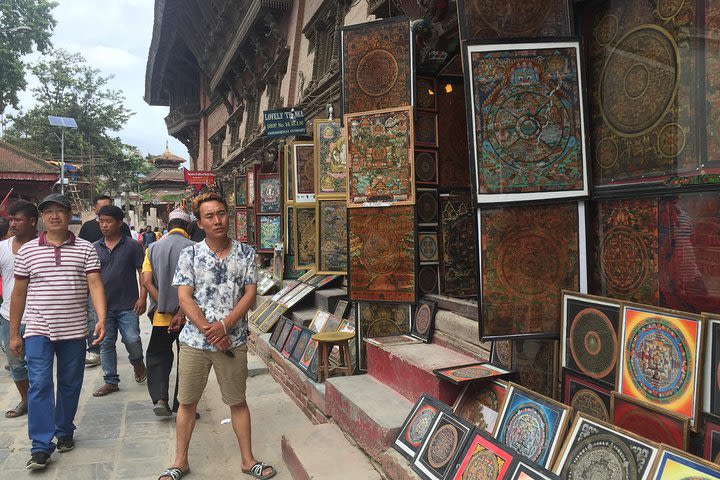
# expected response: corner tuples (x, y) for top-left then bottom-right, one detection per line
(313, 118), (346, 198)
(294, 204), (317, 270)
(283, 144), (294, 204)
(292, 141), (315, 203)
(315, 199), (348, 275)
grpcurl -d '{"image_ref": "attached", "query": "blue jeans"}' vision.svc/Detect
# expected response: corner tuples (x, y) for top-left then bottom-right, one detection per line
(100, 309), (144, 385)
(86, 298), (100, 354)
(25, 336), (85, 454)
(1, 315), (27, 381)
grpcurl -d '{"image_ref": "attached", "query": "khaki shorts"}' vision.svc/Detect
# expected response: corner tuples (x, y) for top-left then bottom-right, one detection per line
(178, 344), (248, 406)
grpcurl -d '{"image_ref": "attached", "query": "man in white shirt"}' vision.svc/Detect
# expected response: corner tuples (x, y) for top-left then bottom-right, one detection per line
(0, 200), (38, 418)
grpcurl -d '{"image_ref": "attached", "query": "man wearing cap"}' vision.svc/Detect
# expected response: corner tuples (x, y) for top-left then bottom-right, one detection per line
(92, 205), (147, 397)
(141, 208), (195, 415)
(9, 193), (107, 470)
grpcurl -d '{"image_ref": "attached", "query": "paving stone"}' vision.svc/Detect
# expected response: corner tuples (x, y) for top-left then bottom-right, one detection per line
(54, 461), (115, 478)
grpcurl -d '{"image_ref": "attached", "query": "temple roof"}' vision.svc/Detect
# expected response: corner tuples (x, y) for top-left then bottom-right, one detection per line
(151, 143), (186, 166)
(0, 140), (57, 178)
(141, 167), (185, 184)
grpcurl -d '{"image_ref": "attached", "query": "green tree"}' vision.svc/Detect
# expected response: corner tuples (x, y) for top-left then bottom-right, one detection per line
(0, 0), (57, 115)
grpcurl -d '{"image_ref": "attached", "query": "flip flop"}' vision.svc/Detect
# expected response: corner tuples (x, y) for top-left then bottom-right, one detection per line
(6, 401), (27, 418)
(242, 462), (276, 480)
(158, 467), (190, 480)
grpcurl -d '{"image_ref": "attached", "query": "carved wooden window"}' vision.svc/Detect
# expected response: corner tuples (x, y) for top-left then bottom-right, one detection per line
(304, 0), (349, 85)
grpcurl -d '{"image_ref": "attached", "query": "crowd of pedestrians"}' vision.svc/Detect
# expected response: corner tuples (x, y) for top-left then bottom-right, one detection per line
(0, 192), (275, 479)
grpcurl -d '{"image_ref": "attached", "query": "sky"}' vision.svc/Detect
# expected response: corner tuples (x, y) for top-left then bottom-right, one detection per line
(13, 0), (188, 160)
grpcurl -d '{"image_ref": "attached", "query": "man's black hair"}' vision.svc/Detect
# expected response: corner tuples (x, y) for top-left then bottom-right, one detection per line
(97, 205), (124, 221)
(167, 218), (190, 231)
(8, 199), (39, 221)
(93, 195), (113, 206)
(0, 218), (8, 238)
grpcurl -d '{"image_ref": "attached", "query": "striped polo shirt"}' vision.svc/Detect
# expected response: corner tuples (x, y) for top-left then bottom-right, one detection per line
(14, 231), (101, 341)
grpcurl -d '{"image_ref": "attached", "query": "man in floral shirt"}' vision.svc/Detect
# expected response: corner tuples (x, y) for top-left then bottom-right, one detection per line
(158, 193), (275, 480)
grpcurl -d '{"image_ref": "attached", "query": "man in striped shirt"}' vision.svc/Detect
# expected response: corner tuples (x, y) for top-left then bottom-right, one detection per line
(9, 193), (107, 470)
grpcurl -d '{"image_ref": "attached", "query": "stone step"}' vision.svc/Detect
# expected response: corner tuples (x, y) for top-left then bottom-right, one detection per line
(366, 341), (478, 405)
(290, 307), (317, 327)
(281, 424), (382, 480)
(313, 287), (347, 311)
(325, 374), (413, 459)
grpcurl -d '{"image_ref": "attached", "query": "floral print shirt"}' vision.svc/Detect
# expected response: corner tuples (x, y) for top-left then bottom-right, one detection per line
(172, 239), (257, 350)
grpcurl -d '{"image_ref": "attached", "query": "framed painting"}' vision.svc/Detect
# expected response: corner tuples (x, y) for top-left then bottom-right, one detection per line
(456, 0), (573, 42)
(285, 206), (295, 255)
(258, 215), (281, 252)
(284, 144), (294, 204)
(415, 111), (438, 148)
(297, 269), (316, 282)
(393, 394), (450, 460)
(415, 76), (437, 112)
(313, 119), (346, 198)
(320, 314), (341, 333)
(417, 232), (439, 265)
(258, 304), (287, 334)
(437, 82), (471, 189)
(591, 197), (659, 305)
(506, 461), (561, 480)
(292, 141), (315, 203)
(611, 392), (689, 450)
(290, 327), (313, 366)
(249, 300), (275, 328)
(258, 174), (281, 214)
(413, 411), (474, 480)
(309, 311), (330, 332)
(247, 170), (255, 206)
(333, 299), (349, 318)
(464, 39), (588, 204)
(439, 193), (477, 298)
(294, 205), (316, 270)
(316, 199), (347, 275)
(449, 429), (516, 480)
(344, 106), (415, 207)
(453, 379), (508, 434)
(298, 336), (319, 372)
(282, 284), (316, 310)
(281, 324), (302, 358)
(434, 362), (511, 386)
(650, 446), (720, 479)
(235, 208), (248, 242)
(348, 206), (416, 303)
(490, 340), (513, 370)
(246, 207), (255, 245)
(415, 149), (438, 185)
(703, 414), (720, 463)
(234, 174), (247, 206)
(478, 202), (586, 340)
(340, 16), (412, 115)
(269, 316), (286, 347)
(552, 413), (659, 480)
(417, 265), (439, 296)
(272, 243), (284, 282)
(705, 315), (720, 416)
(271, 281), (299, 302)
(494, 382), (571, 468)
(273, 318), (294, 351)
(561, 291), (621, 387)
(561, 368), (612, 423)
(411, 299), (436, 343)
(356, 302), (412, 370)
(416, 188), (439, 226)
(617, 303), (704, 429)
(512, 339), (558, 399)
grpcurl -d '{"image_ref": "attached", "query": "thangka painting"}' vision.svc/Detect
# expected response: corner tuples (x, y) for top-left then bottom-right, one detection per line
(341, 17), (412, 115)
(258, 175), (281, 213)
(491, 340), (513, 370)
(591, 197), (659, 305)
(478, 202), (584, 339)
(345, 106), (415, 207)
(292, 141), (315, 203)
(356, 302), (411, 370)
(313, 119), (346, 198)
(235, 174), (247, 206)
(294, 206), (316, 270)
(258, 215), (281, 252)
(587, 0), (699, 186)
(507, 461), (561, 480)
(456, 0), (572, 42)
(617, 304), (703, 429)
(415, 77), (437, 111)
(494, 382), (571, 468)
(348, 206), (415, 303)
(393, 394), (450, 460)
(450, 430), (516, 480)
(562, 369), (612, 423)
(651, 446), (720, 480)
(658, 193), (720, 314)
(418, 265), (439, 295)
(235, 208), (247, 242)
(316, 200), (347, 275)
(434, 362), (511, 385)
(611, 392), (689, 450)
(512, 339), (558, 399)
(438, 82), (471, 188)
(553, 414), (659, 480)
(453, 380), (508, 434)
(415, 149), (438, 185)
(706, 3), (720, 165)
(284, 145), (294, 203)
(465, 40), (588, 203)
(412, 411), (474, 480)
(439, 193), (477, 298)
(247, 170), (255, 206)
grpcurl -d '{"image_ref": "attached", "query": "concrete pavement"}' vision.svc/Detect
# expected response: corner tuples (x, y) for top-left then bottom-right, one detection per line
(0, 316), (311, 480)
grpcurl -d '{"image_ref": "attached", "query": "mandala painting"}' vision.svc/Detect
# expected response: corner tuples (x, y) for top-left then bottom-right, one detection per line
(292, 141), (315, 203)
(235, 208), (247, 242)
(438, 83), (471, 188)
(618, 305), (703, 428)
(314, 119), (346, 197)
(512, 339), (558, 398)
(491, 341), (513, 369)
(611, 392), (689, 450)
(588, 0), (699, 186)
(418, 265), (439, 295)
(479, 202), (582, 339)
(439, 194), (477, 297)
(457, 0), (572, 41)
(658, 193), (720, 314)
(316, 200), (347, 275)
(290, 328), (313, 365)
(495, 383), (570, 468)
(235, 174), (247, 206)
(451, 430), (514, 480)
(562, 369), (611, 423)
(348, 206), (415, 303)
(417, 188), (439, 225)
(341, 17), (412, 115)
(281, 324), (302, 359)
(258, 175), (281, 213)
(294, 206), (316, 270)
(416, 76), (437, 111)
(418, 232), (439, 264)
(394, 394), (449, 459)
(651, 446), (720, 480)
(507, 461), (561, 480)
(415, 149), (438, 185)
(454, 380), (508, 434)
(258, 215), (281, 251)
(562, 292), (621, 386)
(299, 338), (319, 371)
(413, 412), (473, 480)
(434, 363), (511, 385)
(411, 299), (436, 343)
(554, 414), (659, 480)
(415, 111), (438, 147)
(345, 106), (415, 207)
(591, 197), (659, 304)
(357, 302), (411, 370)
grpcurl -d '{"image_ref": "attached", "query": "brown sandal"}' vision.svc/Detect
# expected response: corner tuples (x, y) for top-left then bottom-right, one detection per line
(93, 383), (119, 397)
(5, 401), (27, 418)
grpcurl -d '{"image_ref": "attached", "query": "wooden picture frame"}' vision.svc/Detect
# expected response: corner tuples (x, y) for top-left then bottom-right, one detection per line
(703, 413), (720, 463)
(450, 428), (516, 480)
(315, 199), (348, 275)
(452, 379), (508, 434)
(283, 144), (294, 204)
(411, 299), (436, 343)
(293, 204), (317, 270)
(433, 362), (512, 386)
(413, 411), (474, 480)
(291, 141), (315, 203)
(393, 393), (451, 460)
(650, 445), (720, 479)
(313, 118), (346, 199)
(611, 391), (690, 450)
(561, 368), (612, 423)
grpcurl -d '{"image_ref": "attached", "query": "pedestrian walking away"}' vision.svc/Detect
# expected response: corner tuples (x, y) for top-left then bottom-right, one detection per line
(92, 204), (147, 397)
(9, 193), (107, 470)
(0, 200), (39, 419)
(158, 192), (276, 480)
(141, 208), (195, 416)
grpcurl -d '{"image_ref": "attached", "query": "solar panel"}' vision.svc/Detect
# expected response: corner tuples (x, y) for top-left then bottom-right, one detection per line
(47, 115), (78, 128)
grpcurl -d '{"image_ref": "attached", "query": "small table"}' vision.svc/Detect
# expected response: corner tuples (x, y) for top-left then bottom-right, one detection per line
(311, 331), (355, 382)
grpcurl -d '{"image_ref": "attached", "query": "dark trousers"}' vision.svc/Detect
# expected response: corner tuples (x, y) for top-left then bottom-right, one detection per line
(146, 325), (180, 411)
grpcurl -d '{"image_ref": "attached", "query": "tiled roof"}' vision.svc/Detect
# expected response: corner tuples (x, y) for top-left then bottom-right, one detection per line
(141, 167), (185, 183)
(151, 145), (186, 165)
(0, 140), (55, 174)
